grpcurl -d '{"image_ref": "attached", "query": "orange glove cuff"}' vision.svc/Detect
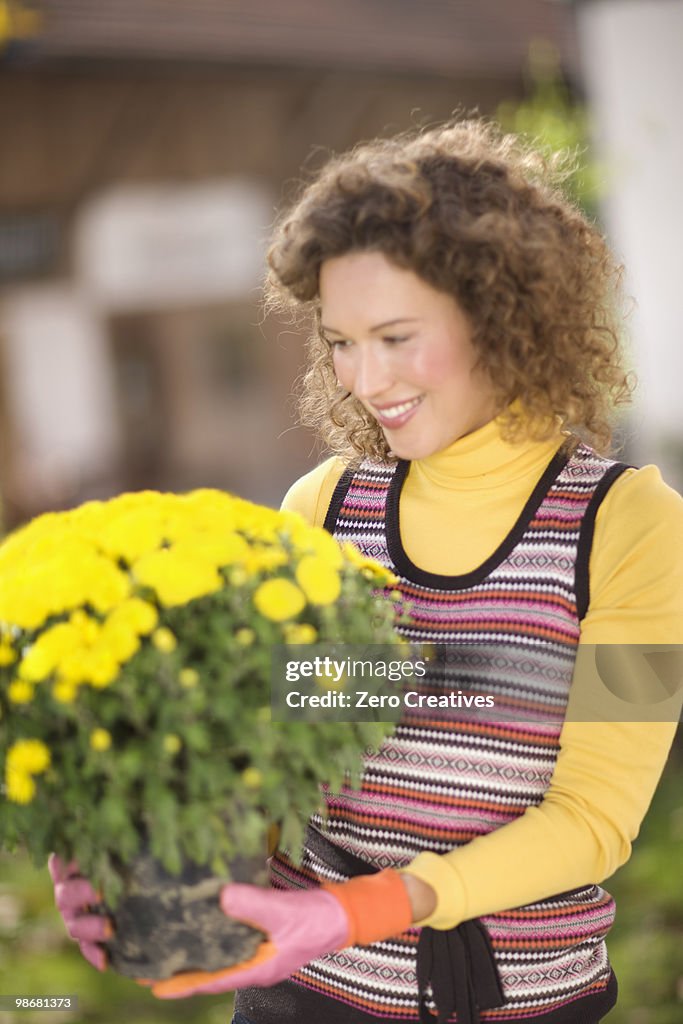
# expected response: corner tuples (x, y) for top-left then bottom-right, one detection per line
(323, 868), (413, 946)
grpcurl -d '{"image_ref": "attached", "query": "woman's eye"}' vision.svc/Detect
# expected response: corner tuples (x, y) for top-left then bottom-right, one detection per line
(327, 338), (351, 350)
(382, 335), (410, 345)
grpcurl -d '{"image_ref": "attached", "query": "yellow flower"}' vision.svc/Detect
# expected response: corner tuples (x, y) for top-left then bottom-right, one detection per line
(6, 770), (36, 804)
(5, 730), (50, 805)
(17, 643), (54, 682)
(85, 649), (120, 688)
(244, 547), (288, 573)
(8, 680), (35, 704)
(241, 767), (263, 789)
(319, 669), (347, 691)
(293, 526), (344, 568)
(89, 728), (112, 752)
(0, 585), (48, 630)
(78, 555), (132, 614)
(133, 548), (221, 607)
(163, 734), (182, 755)
(0, 642), (16, 666)
(57, 649), (93, 686)
(20, 621), (84, 682)
(235, 627), (255, 646)
(175, 533), (249, 568)
(6, 739), (51, 775)
(179, 667), (199, 688)
(152, 627), (177, 653)
(99, 620), (140, 662)
(295, 556), (341, 606)
(106, 597), (159, 637)
(53, 680), (78, 704)
(253, 579), (306, 622)
(341, 542), (399, 585)
(284, 623), (318, 645)
(70, 613), (100, 645)
(97, 507), (164, 563)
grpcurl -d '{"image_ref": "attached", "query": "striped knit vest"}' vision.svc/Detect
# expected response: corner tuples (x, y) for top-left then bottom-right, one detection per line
(266, 442), (630, 1023)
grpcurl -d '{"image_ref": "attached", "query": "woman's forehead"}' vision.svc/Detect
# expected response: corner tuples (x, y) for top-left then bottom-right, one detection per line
(319, 252), (459, 331)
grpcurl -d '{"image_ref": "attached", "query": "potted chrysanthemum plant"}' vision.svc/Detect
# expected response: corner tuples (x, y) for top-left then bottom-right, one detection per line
(0, 489), (402, 981)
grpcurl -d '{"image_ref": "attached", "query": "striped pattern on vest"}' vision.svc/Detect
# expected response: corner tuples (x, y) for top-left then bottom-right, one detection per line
(270, 443), (628, 1021)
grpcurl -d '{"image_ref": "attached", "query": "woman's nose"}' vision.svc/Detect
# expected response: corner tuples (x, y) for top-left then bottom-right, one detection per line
(352, 346), (394, 401)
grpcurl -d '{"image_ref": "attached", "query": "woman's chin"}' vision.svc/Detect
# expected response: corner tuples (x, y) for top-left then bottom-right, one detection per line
(382, 437), (435, 461)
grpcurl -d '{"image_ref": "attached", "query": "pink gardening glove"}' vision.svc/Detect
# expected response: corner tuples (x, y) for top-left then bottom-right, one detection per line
(151, 870), (412, 999)
(48, 853), (112, 972)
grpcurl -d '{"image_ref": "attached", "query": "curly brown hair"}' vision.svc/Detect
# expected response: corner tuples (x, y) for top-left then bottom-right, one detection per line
(266, 118), (635, 461)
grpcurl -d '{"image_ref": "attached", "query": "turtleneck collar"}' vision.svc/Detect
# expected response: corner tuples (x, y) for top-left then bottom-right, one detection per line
(409, 406), (567, 492)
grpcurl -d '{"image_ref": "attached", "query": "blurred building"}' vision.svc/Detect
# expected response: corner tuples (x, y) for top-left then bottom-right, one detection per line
(1, 0), (580, 526)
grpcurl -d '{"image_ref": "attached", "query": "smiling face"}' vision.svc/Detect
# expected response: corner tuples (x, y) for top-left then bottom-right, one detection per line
(319, 251), (500, 460)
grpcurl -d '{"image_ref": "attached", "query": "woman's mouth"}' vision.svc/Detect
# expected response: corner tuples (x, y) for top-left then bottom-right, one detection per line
(372, 396), (424, 429)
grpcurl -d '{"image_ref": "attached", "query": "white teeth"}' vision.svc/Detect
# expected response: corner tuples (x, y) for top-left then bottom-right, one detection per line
(377, 397), (421, 420)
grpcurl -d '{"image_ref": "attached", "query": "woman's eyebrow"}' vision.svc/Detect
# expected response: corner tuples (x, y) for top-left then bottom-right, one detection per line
(369, 318), (420, 332)
(321, 318), (420, 335)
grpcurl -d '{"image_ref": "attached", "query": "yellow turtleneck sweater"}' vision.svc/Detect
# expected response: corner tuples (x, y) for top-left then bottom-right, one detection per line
(281, 416), (683, 929)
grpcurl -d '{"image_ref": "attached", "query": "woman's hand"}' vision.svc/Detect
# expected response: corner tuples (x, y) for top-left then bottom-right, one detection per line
(151, 868), (415, 999)
(48, 854), (112, 972)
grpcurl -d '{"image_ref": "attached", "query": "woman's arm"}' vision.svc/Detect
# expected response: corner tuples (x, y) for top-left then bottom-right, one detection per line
(280, 457), (346, 527)
(405, 466), (683, 927)
(403, 716), (679, 927)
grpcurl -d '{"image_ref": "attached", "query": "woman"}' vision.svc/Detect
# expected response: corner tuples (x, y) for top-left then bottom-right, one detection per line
(52, 119), (683, 1023)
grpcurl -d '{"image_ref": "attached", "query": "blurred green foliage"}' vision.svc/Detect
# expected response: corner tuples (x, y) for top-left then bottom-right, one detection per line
(603, 743), (683, 1022)
(497, 39), (606, 219)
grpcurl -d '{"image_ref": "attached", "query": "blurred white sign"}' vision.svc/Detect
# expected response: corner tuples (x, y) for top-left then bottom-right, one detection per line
(0, 284), (122, 477)
(75, 180), (274, 311)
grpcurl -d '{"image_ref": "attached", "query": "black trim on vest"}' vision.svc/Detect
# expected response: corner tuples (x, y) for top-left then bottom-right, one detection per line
(575, 462), (633, 621)
(323, 466), (356, 534)
(384, 447), (570, 591)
